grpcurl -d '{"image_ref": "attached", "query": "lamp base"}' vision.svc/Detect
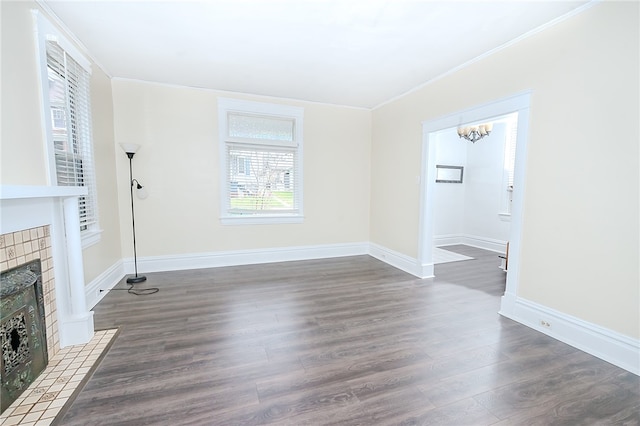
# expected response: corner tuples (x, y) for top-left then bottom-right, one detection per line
(126, 275), (147, 284)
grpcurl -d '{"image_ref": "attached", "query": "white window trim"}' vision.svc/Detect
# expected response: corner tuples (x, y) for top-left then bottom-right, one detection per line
(33, 10), (101, 248)
(218, 98), (304, 225)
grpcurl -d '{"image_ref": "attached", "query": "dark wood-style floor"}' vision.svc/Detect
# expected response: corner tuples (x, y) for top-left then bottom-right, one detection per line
(59, 246), (640, 425)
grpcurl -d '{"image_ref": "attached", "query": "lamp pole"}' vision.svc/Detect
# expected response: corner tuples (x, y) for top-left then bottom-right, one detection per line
(126, 151), (146, 284)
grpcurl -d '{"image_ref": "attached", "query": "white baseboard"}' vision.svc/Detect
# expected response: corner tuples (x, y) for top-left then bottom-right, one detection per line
(461, 235), (507, 253)
(123, 242), (370, 274)
(433, 234), (464, 247)
(95, 242), (430, 303)
(500, 297), (640, 375)
(369, 243), (433, 279)
(434, 234), (507, 254)
(58, 311), (94, 348)
(85, 259), (124, 310)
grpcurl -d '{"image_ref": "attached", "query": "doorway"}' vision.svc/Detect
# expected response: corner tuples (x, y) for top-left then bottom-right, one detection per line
(417, 92), (531, 316)
(432, 113), (517, 256)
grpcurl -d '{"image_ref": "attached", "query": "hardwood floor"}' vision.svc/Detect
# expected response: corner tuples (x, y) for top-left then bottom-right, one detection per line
(58, 246), (640, 425)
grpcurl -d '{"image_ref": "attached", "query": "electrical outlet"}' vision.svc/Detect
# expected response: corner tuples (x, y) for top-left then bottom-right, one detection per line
(540, 320), (552, 329)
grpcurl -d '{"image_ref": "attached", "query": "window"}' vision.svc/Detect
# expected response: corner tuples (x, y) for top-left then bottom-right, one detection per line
(50, 108), (66, 129)
(34, 11), (100, 245)
(218, 98), (303, 224)
(233, 155), (251, 176)
(499, 112), (519, 218)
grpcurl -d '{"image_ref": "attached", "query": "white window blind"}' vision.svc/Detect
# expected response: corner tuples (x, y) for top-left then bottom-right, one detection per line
(46, 40), (99, 232)
(219, 99), (303, 222)
(227, 145), (297, 214)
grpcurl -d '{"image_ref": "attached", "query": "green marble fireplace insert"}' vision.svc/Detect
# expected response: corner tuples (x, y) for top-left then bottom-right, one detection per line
(1, 259), (48, 413)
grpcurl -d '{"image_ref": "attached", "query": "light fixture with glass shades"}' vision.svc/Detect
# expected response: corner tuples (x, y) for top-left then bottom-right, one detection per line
(457, 122), (493, 143)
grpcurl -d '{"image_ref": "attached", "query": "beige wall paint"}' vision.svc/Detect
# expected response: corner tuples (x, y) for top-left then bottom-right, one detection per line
(4, 0), (637, 341)
(81, 67), (122, 283)
(1, 1), (48, 185)
(0, 1), (122, 284)
(112, 80), (371, 257)
(371, 2), (639, 338)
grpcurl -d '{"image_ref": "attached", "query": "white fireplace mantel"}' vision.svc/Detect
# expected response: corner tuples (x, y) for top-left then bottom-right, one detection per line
(1, 185), (95, 347)
(1, 185), (87, 200)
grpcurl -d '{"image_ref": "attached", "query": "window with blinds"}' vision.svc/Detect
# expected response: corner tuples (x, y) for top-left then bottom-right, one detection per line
(218, 99), (303, 223)
(45, 40), (99, 233)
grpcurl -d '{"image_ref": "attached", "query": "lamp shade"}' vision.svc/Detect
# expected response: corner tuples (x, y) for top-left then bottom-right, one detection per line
(120, 143), (141, 154)
(135, 185), (149, 200)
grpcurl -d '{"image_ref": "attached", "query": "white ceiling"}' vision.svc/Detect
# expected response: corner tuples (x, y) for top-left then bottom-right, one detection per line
(42, 0), (591, 109)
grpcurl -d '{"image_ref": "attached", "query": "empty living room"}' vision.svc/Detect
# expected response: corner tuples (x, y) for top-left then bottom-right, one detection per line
(1, 1), (638, 425)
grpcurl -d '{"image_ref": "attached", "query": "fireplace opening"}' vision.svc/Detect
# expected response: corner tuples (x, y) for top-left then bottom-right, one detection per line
(1, 259), (48, 413)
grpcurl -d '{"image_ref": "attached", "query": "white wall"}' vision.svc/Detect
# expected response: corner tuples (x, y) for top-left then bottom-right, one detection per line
(2, 0), (637, 367)
(1, 1), (49, 185)
(433, 123), (510, 251)
(433, 129), (466, 240)
(112, 79), (372, 259)
(1, 1), (122, 285)
(371, 1), (639, 340)
(463, 122), (510, 248)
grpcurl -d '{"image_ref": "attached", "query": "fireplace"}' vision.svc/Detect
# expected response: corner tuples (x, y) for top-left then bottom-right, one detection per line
(0, 185), (95, 404)
(0, 186), (102, 420)
(1, 185), (94, 345)
(1, 225), (59, 414)
(1, 258), (48, 412)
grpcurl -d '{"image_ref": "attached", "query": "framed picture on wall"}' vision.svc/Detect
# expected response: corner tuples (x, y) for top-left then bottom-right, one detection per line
(435, 165), (464, 183)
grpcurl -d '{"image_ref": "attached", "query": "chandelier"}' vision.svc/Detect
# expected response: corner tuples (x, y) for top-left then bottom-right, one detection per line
(457, 123), (493, 143)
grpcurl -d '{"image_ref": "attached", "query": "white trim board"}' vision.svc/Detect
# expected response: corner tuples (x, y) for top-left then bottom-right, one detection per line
(122, 242), (369, 274)
(434, 234), (507, 254)
(85, 260), (124, 310)
(461, 235), (506, 254)
(500, 297), (640, 376)
(432, 234), (463, 248)
(369, 243), (433, 279)
(433, 248), (473, 264)
(119, 242), (431, 281)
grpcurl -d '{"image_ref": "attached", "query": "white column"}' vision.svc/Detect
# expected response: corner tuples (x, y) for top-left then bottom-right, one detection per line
(59, 196), (94, 346)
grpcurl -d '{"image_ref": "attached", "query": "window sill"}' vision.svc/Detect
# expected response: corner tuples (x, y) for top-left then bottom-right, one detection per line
(220, 215), (304, 225)
(81, 229), (102, 249)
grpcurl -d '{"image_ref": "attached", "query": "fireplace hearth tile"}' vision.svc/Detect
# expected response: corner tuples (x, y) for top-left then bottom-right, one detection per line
(0, 329), (117, 426)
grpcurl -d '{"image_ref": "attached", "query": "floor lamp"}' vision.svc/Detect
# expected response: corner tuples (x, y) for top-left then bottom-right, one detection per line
(120, 143), (147, 284)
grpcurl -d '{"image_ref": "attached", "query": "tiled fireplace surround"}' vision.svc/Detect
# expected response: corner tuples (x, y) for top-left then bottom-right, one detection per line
(1, 186), (113, 424)
(1, 226), (60, 358)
